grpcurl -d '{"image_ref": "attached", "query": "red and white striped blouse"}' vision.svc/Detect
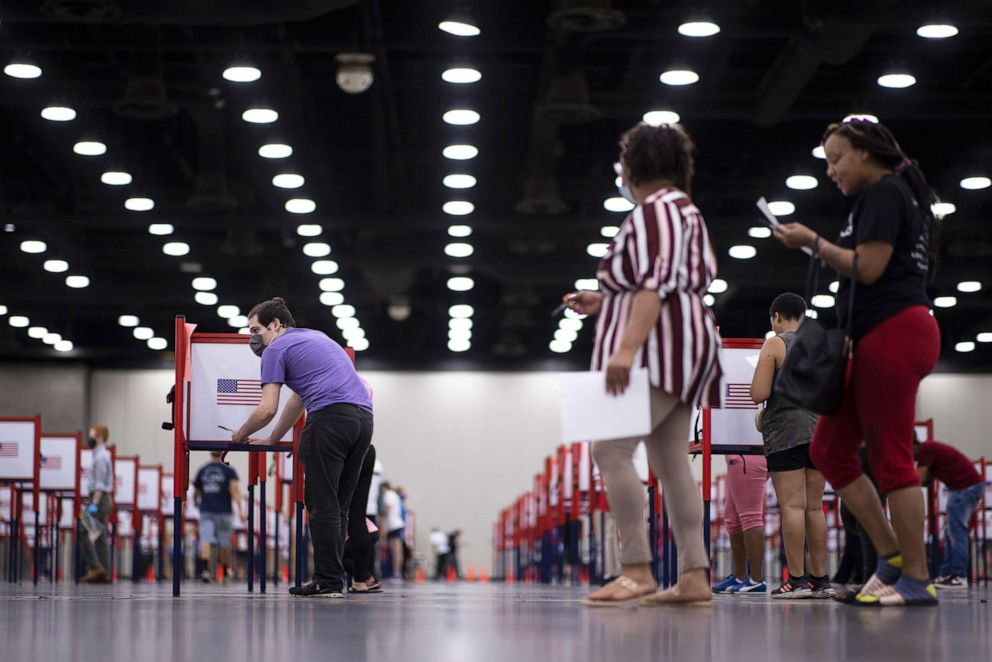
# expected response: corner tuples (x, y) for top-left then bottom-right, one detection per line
(591, 187), (723, 408)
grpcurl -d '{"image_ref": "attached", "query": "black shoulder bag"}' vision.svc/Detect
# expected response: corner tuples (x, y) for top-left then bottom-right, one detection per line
(773, 253), (857, 416)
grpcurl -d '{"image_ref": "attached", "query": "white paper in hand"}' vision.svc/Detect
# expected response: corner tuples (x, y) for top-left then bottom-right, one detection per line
(757, 196), (812, 255)
(559, 369), (652, 443)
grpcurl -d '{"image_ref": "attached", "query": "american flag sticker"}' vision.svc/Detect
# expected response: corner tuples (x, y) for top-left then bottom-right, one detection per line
(217, 378), (263, 406)
(40, 455), (62, 470)
(0, 442), (19, 458)
(724, 383), (758, 410)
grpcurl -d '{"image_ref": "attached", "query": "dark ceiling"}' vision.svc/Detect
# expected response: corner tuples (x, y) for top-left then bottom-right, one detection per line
(1, 0), (990, 371)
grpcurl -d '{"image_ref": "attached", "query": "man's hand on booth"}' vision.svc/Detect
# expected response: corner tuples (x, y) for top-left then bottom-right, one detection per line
(247, 436), (276, 446)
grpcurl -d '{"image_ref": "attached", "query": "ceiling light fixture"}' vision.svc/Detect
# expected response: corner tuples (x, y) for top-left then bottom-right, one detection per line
(786, 175), (818, 190)
(43, 259), (69, 273)
(447, 276), (475, 292)
(444, 242), (474, 258)
(659, 69), (699, 86)
(444, 201), (475, 216)
(877, 72), (916, 89)
(448, 224), (473, 237)
(54, 340), (74, 352)
(296, 224), (322, 237)
(147, 337), (168, 350)
(332, 304), (356, 319)
(707, 279), (728, 294)
(259, 143), (292, 159)
(9, 316), (30, 327)
(642, 110), (681, 126)
(748, 227), (772, 239)
(125, 197), (154, 211)
(311, 260), (340, 275)
(133, 327), (154, 340)
(319, 278), (345, 292)
(812, 145), (826, 159)
(217, 305), (240, 318)
(728, 245), (757, 260)
(916, 24), (958, 39)
(20, 240), (47, 254)
(285, 198), (316, 214)
(118, 315), (139, 327)
(5, 61), (42, 79)
(319, 292), (345, 306)
(194, 292), (218, 306)
(73, 141), (106, 156)
(601, 226), (620, 238)
(767, 201), (795, 216)
(443, 145), (478, 160)
(933, 296), (957, 308)
(677, 21), (720, 37)
(932, 202), (956, 217)
(163, 242), (190, 256)
(273, 173), (305, 189)
(443, 109), (480, 125)
(955, 341), (975, 353)
(442, 67), (482, 84)
(586, 243), (609, 258)
(303, 242), (331, 258)
(148, 224), (174, 236)
(438, 18), (481, 37)
(65, 275), (90, 288)
(604, 197), (635, 213)
(101, 171), (132, 186)
(449, 304), (474, 319)
(443, 174), (477, 189)
(960, 176), (991, 190)
(41, 105), (75, 121)
(956, 281), (981, 293)
(191, 277), (217, 291)
(223, 66), (261, 82)
(242, 108), (278, 124)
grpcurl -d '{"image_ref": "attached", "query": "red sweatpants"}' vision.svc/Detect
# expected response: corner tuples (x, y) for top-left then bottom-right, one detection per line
(810, 306), (940, 494)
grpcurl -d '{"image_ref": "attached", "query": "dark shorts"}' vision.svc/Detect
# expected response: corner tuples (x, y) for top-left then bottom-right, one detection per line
(387, 529), (404, 541)
(767, 443), (815, 473)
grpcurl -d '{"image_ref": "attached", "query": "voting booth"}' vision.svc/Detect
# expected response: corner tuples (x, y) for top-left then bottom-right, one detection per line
(170, 316), (308, 597)
(1, 416), (41, 584)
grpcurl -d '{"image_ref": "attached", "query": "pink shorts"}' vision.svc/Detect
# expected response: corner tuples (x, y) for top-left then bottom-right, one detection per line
(724, 454), (768, 535)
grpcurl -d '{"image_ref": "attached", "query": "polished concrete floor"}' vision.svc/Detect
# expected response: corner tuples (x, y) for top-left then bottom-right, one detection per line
(0, 580), (988, 661)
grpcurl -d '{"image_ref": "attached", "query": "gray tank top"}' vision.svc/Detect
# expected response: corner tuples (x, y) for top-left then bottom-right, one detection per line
(760, 331), (818, 455)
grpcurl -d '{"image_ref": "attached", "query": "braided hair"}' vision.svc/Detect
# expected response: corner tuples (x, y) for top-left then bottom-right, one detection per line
(619, 122), (696, 196)
(822, 119), (940, 276)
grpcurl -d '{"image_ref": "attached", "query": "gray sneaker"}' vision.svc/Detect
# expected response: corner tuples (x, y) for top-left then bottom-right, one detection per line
(809, 580), (836, 599)
(771, 579), (812, 599)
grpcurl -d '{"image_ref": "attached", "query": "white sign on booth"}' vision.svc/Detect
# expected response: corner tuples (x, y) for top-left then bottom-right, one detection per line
(188, 342), (295, 443)
(185, 486), (200, 521)
(161, 475), (174, 514)
(117, 510), (133, 537)
(80, 448), (93, 497)
(1, 487), (12, 521)
(137, 467), (159, 512)
(59, 497), (75, 529)
(115, 458), (137, 506)
(40, 436), (77, 492)
(0, 420), (37, 482)
(707, 346), (763, 449)
(578, 442), (591, 492)
(21, 491), (49, 525)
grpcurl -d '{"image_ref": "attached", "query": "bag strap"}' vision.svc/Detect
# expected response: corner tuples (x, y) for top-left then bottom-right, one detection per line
(844, 253), (858, 336)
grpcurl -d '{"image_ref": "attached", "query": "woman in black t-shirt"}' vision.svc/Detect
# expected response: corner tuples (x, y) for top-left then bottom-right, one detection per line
(773, 119), (941, 607)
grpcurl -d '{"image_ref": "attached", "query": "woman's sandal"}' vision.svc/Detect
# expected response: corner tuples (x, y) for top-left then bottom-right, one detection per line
(639, 586), (713, 607)
(350, 580), (384, 594)
(581, 576), (657, 607)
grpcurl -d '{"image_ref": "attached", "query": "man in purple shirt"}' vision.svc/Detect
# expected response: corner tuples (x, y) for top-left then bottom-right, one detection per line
(232, 297), (373, 598)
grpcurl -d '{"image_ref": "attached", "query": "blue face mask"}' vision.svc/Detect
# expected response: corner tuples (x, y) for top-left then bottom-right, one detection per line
(617, 182), (636, 204)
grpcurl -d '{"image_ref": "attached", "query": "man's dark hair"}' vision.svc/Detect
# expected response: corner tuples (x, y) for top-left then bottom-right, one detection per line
(210, 451), (223, 459)
(248, 297), (296, 328)
(769, 293), (807, 321)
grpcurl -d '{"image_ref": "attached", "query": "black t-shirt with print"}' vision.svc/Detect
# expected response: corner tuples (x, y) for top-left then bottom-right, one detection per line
(835, 174), (931, 342)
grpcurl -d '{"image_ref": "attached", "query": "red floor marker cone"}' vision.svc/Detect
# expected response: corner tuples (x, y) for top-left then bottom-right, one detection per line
(507, 570), (515, 583)
(447, 565), (457, 582)
(479, 568), (489, 584)
(466, 565), (476, 582)
(146, 564), (156, 581)
(415, 565), (426, 583)
(282, 564), (289, 583)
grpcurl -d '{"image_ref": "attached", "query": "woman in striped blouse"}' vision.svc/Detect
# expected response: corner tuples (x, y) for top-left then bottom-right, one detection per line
(565, 122), (723, 606)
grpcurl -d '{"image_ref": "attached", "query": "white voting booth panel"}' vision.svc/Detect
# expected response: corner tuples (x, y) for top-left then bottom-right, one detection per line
(79, 448), (93, 498)
(0, 419), (38, 482)
(578, 442), (591, 492)
(137, 468), (160, 512)
(185, 486), (200, 521)
(1, 487), (11, 521)
(188, 342), (295, 443)
(40, 436), (77, 492)
(161, 475), (174, 515)
(118, 510), (133, 537)
(708, 346), (763, 449)
(21, 492), (49, 525)
(59, 497), (75, 529)
(115, 458), (137, 507)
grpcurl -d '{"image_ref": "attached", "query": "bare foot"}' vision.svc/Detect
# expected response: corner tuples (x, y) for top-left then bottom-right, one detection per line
(582, 575), (657, 606)
(640, 570), (712, 606)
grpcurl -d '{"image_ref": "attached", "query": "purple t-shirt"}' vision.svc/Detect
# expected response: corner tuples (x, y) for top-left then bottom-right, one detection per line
(260, 328), (373, 414)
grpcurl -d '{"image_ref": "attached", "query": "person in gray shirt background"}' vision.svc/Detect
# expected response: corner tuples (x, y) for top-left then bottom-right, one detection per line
(81, 424), (114, 583)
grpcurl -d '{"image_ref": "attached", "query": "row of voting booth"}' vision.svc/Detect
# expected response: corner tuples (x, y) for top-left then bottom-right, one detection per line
(493, 339), (992, 587)
(0, 410), (306, 586)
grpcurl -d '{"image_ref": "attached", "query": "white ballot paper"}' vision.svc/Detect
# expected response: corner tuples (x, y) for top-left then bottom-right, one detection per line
(559, 369), (652, 443)
(756, 196), (813, 256)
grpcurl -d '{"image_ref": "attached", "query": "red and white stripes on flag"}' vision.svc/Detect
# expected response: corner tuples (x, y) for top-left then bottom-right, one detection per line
(216, 378), (263, 406)
(40, 455), (62, 469)
(592, 188), (723, 408)
(724, 383), (758, 410)
(0, 442), (19, 458)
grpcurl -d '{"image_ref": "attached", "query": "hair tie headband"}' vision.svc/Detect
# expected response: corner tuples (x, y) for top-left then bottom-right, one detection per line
(895, 157), (912, 173)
